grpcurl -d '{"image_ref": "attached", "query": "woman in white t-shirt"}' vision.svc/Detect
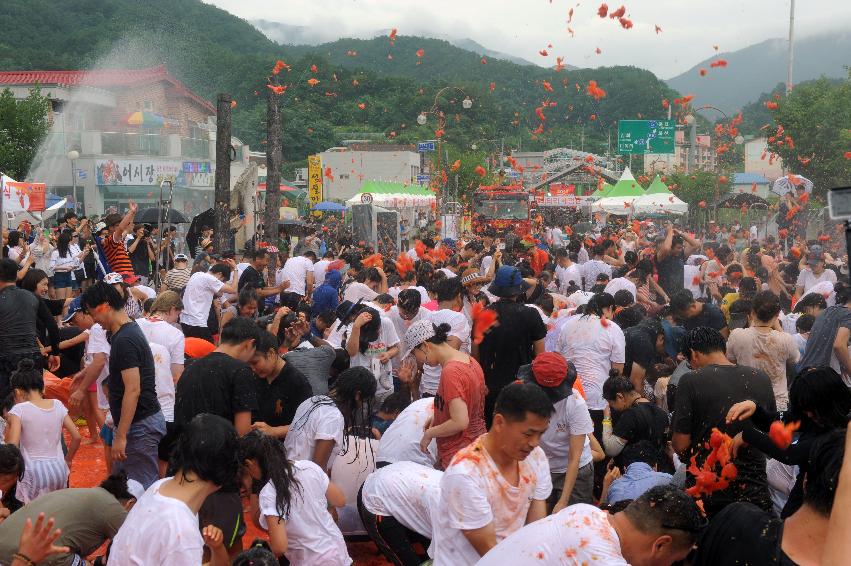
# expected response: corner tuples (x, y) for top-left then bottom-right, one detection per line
(285, 367), (377, 473)
(344, 307), (400, 401)
(6, 359), (81, 503)
(109, 414), (239, 565)
(240, 431), (350, 565)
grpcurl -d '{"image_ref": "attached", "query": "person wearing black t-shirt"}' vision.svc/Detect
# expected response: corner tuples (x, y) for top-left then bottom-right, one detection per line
(237, 248), (287, 316)
(693, 429), (845, 566)
(622, 318), (667, 397)
(672, 327), (775, 518)
(81, 282), (165, 489)
(655, 223), (699, 299)
(670, 289), (729, 338)
(247, 330), (312, 438)
(475, 266), (547, 425)
(602, 375), (671, 472)
(173, 317), (261, 556)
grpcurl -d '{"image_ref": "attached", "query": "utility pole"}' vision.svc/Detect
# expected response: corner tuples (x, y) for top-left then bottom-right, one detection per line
(786, 0), (796, 94)
(214, 93), (232, 254)
(264, 88), (283, 270)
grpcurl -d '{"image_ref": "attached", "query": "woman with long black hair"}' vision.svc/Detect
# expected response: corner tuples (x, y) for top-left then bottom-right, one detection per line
(284, 366), (377, 474)
(239, 431), (348, 564)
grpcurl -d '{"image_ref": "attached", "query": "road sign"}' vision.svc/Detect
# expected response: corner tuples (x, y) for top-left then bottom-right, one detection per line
(617, 120), (675, 155)
(416, 174), (430, 184)
(360, 192), (373, 204)
(417, 141), (436, 152)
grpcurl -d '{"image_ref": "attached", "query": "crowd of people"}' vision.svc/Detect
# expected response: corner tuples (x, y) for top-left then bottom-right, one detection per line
(0, 202), (849, 566)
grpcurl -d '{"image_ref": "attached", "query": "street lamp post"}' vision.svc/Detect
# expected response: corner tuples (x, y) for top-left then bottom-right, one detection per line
(416, 87), (473, 206)
(67, 150), (80, 214)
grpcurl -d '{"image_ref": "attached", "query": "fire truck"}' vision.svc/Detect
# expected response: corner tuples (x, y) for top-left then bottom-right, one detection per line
(471, 184), (532, 236)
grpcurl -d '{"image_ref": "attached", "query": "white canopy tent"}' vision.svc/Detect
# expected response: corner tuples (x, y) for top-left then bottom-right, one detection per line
(632, 193), (688, 215)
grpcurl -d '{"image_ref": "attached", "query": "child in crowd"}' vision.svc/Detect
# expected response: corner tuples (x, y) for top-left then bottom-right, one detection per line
(370, 391), (411, 439)
(239, 431), (349, 565)
(6, 359), (80, 503)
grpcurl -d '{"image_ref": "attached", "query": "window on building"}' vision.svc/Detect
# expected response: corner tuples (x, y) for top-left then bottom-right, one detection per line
(143, 100), (154, 111)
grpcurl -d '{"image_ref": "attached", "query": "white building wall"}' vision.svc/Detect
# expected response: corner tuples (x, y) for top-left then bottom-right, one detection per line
(744, 138), (784, 181)
(319, 149), (420, 201)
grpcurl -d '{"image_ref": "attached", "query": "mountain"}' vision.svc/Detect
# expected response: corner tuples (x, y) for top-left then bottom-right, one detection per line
(666, 31), (851, 115)
(0, 0), (679, 164)
(251, 19), (536, 67)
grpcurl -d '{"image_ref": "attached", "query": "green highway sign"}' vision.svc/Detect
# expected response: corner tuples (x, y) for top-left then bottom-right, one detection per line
(617, 120), (675, 155)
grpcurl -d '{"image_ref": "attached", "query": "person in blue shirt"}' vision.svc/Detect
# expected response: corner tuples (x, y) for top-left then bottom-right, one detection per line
(311, 268), (341, 318)
(604, 440), (673, 507)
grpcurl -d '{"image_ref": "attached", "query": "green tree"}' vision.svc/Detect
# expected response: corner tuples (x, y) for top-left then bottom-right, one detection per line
(765, 75), (851, 199)
(0, 87), (50, 180)
(665, 170), (732, 223)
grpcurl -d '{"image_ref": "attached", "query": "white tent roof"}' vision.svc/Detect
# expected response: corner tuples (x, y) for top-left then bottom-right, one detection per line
(590, 196), (639, 215)
(632, 192), (688, 215)
(346, 192), (435, 209)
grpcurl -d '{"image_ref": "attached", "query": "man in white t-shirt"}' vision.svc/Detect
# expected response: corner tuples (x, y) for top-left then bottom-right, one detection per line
(179, 261), (238, 343)
(519, 352), (595, 512)
(343, 266), (387, 304)
(604, 275), (638, 302)
(477, 485), (702, 566)
(554, 248), (582, 295)
(359, 461), (442, 565)
(430, 382), (553, 566)
(278, 251), (316, 306)
(549, 225), (563, 248)
(796, 248), (837, 297)
(312, 250), (334, 286)
(376, 397), (437, 468)
(581, 244), (613, 291)
(421, 278), (471, 396)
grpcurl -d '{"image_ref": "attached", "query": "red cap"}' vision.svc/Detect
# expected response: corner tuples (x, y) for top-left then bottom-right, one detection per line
(122, 273), (140, 285)
(531, 352), (569, 388)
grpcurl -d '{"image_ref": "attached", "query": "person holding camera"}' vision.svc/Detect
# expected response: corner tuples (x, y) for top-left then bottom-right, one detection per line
(127, 225), (155, 286)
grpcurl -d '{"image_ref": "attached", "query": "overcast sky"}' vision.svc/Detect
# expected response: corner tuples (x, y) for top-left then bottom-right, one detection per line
(206, 0), (851, 79)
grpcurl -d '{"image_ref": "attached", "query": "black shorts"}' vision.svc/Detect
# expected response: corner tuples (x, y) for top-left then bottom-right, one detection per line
(198, 491), (245, 548)
(157, 421), (180, 463)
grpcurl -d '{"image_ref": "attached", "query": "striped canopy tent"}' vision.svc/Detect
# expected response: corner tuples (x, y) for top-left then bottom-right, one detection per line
(346, 180), (436, 210)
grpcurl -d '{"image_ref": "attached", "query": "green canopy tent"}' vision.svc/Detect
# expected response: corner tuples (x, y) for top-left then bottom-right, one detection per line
(643, 175), (674, 196)
(590, 167), (647, 215)
(589, 181), (616, 200)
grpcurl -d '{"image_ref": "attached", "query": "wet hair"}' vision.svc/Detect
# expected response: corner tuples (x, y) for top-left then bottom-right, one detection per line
(379, 391), (412, 415)
(362, 267), (383, 284)
(316, 310), (337, 328)
(493, 382), (554, 422)
(621, 440), (659, 468)
(303, 251), (317, 260)
(789, 367), (851, 431)
(803, 429), (846, 515)
(331, 348), (351, 374)
(836, 282), (851, 305)
(220, 316), (262, 346)
(373, 293), (394, 307)
(435, 277), (462, 303)
(237, 288), (260, 309)
(399, 270), (417, 284)
(622, 485), (703, 549)
(20, 269), (49, 294)
(81, 281), (127, 311)
(425, 322), (453, 346)
(613, 304), (647, 330)
(209, 263), (232, 280)
(669, 290), (696, 315)
(254, 330), (279, 355)
(602, 375), (636, 401)
(252, 248), (268, 261)
(99, 470), (134, 502)
(10, 359), (43, 393)
(793, 292), (827, 314)
(397, 288), (421, 313)
(7, 231), (21, 248)
(0, 259), (18, 283)
(238, 431), (300, 519)
(352, 307), (381, 354)
(738, 277), (758, 299)
(583, 292), (616, 318)
(150, 290), (184, 314)
(142, 298), (155, 315)
(624, 251), (638, 265)
(751, 291), (781, 323)
(681, 327), (726, 358)
(613, 289), (634, 308)
(0, 445), (24, 480)
(167, 414), (239, 487)
(535, 293), (554, 316)
(795, 313), (815, 333)
(232, 546), (279, 566)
